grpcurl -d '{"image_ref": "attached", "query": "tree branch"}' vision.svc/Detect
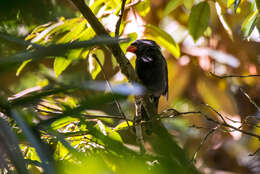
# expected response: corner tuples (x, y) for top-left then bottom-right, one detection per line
(115, 0), (127, 37)
(70, 0), (137, 82)
(210, 72), (260, 79)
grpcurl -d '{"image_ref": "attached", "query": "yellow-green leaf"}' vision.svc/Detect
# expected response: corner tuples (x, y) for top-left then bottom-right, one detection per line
(30, 22), (64, 43)
(188, 1), (210, 42)
(57, 20), (87, 43)
(215, 1), (233, 40)
(16, 59), (32, 76)
(54, 57), (72, 77)
(51, 116), (79, 130)
(183, 0), (194, 10)
(136, 0), (150, 17)
(54, 49), (82, 77)
(145, 24), (180, 58)
(242, 10), (258, 37)
(114, 121), (133, 131)
(163, 0), (183, 17)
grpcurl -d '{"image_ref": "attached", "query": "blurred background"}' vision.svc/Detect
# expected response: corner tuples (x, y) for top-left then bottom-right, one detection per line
(1, 0), (260, 174)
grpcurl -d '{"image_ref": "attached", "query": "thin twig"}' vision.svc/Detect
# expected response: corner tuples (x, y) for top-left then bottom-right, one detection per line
(191, 127), (217, 162)
(115, 0), (127, 37)
(224, 115), (260, 129)
(200, 111), (260, 140)
(204, 104), (227, 124)
(210, 72), (260, 79)
(160, 109), (201, 119)
(249, 147), (260, 156)
(92, 54), (130, 127)
(100, 0), (141, 18)
(239, 87), (260, 112)
(141, 107), (260, 141)
(189, 124), (211, 130)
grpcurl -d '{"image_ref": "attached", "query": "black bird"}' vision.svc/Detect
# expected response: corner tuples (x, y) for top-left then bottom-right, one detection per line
(126, 39), (168, 119)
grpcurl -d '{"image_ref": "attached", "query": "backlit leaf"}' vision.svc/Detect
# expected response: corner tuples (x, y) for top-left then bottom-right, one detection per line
(241, 10), (257, 38)
(54, 48), (83, 77)
(188, 1), (210, 42)
(183, 0), (194, 10)
(215, 1), (233, 40)
(136, 0), (150, 17)
(57, 20), (87, 43)
(16, 59), (31, 76)
(114, 121), (133, 131)
(54, 57), (72, 77)
(163, 0), (183, 17)
(145, 24), (180, 58)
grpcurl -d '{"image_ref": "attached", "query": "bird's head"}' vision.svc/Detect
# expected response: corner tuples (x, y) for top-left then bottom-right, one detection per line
(126, 39), (160, 56)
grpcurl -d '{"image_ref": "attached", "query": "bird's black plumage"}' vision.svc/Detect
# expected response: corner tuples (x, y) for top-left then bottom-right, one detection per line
(127, 39), (168, 120)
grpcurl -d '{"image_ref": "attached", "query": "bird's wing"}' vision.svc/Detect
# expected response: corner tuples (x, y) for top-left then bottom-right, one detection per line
(162, 55), (168, 100)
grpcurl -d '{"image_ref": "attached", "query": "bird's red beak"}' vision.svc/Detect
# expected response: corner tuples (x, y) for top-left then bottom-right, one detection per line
(126, 45), (136, 53)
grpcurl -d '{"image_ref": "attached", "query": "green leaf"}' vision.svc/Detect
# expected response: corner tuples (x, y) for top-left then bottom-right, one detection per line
(54, 142), (70, 159)
(241, 10), (258, 37)
(54, 57), (72, 77)
(54, 48), (83, 77)
(215, 1), (233, 40)
(30, 22), (64, 43)
(51, 116), (79, 130)
(57, 20), (87, 43)
(27, 18), (82, 44)
(188, 1), (210, 42)
(136, 0), (150, 17)
(163, 0), (183, 17)
(114, 121), (133, 131)
(97, 120), (124, 142)
(16, 59), (32, 76)
(183, 0), (194, 10)
(78, 27), (96, 41)
(145, 24), (180, 58)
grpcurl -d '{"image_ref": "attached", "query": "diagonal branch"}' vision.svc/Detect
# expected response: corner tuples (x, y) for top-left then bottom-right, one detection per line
(115, 0), (127, 37)
(70, 0), (137, 82)
(239, 87), (260, 112)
